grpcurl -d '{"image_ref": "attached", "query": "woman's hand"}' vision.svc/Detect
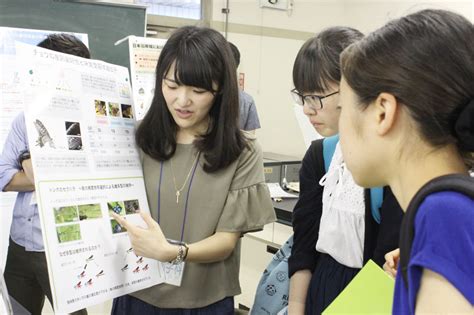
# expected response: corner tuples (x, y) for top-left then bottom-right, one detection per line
(111, 211), (177, 262)
(383, 248), (400, 278)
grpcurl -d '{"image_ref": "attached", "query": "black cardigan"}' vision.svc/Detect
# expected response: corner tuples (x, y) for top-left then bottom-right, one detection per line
(288, 139), (404, 277)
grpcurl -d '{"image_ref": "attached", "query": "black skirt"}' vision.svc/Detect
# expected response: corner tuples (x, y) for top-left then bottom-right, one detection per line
(111, 295), (234, 315)
(305, 253), (360, 315)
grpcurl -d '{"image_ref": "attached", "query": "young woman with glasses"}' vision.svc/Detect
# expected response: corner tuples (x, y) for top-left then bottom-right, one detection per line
(288, 27), (403, 315)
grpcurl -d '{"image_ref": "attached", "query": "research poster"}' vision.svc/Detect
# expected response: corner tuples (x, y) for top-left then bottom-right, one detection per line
(128, 36), (167, 120)
(0, 26), (88, 269)
(16, 42), (164, 313)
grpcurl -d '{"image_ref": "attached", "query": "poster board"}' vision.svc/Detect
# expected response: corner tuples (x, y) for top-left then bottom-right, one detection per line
(17, 42), (164, 313)
(0, 26), (88, 270)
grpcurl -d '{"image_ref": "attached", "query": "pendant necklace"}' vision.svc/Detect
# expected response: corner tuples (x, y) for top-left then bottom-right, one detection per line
(169, 152), (200, 204)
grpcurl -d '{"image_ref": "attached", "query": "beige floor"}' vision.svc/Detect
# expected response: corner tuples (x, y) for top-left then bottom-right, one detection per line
(42, 299), (112, 315)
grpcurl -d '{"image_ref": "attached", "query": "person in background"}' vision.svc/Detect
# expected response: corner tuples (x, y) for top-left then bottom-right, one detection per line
(0, 33), (90, 315)
(228, 42), (261, 133)
(339, 9), (474, 314)
(288, 27), (403, 315)
(111, 26), (275, 314)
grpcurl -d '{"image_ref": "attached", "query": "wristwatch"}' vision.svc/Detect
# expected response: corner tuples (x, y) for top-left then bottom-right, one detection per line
(169, 243), (189, 265)
(18, 150), (31, 169)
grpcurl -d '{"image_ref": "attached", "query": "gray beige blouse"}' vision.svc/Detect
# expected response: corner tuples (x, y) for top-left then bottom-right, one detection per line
(131, 136), (276, 308)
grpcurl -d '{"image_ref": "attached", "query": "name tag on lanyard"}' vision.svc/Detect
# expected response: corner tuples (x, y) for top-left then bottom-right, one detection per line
(159, 261), (185, 286)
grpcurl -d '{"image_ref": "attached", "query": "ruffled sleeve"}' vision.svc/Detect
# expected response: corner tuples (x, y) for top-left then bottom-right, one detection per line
(216, 136), (276, 233)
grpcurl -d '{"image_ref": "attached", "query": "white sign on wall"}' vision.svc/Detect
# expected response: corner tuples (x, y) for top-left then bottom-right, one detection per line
(127, 36), (167, 120)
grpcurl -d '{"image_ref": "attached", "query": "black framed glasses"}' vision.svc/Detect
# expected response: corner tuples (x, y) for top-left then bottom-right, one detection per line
(290, 88), (339, 110)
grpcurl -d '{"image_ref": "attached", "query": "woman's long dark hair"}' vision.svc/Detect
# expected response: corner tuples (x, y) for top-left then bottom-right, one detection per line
(136, 26), (247, 173)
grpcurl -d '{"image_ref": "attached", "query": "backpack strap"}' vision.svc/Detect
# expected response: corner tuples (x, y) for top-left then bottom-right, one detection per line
(322, 134), (383, 223)
(370, 187), (383, 224)
(322, 135), (339, 172)
(399, 174), (474, 288)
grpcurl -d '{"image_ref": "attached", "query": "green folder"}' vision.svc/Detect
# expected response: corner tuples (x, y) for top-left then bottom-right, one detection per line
(323, 260), (395, 314)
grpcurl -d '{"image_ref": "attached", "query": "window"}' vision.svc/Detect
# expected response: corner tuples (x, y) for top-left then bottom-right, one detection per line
(135, 0), (201, 20)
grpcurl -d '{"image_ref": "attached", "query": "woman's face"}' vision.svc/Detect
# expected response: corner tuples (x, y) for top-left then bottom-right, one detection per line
(162, 62), (217, 135)
(301, 82), (341, 137)
(338, 77), (373, 187)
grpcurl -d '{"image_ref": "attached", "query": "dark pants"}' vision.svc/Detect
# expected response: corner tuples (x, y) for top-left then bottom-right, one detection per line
(4, 238), (87, 315)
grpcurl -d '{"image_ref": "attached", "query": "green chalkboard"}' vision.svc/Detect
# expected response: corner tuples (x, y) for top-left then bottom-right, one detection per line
(0, 0), (146, 68)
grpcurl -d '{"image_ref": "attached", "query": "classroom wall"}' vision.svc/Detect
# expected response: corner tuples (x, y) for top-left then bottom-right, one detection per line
(211, 0), (472, 158)
(56, 0), (472, 159)
(212, 0), (346, 158)
(345, 1), (471, 33)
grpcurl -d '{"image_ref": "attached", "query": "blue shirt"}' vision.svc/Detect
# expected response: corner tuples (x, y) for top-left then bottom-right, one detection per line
(393, 191), (474, 314)
(0, 112), (43, 251)
(239, 90), (261, 131)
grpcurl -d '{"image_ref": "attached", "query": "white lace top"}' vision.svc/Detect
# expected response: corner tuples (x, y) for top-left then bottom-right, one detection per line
(315, 142), (366, 268)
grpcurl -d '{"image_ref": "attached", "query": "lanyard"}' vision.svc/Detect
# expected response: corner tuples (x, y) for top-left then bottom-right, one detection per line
(157, 152), (200, 242)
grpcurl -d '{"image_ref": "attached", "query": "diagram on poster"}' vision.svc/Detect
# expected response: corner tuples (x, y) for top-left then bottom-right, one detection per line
(15, 42), (164, 313)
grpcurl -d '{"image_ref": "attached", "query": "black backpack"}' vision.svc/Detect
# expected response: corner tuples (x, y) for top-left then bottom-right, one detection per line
(399, 174), (474, 287)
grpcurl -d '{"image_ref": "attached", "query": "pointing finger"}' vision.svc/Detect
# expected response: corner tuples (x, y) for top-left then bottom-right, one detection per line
(139, 211), (159, 229)
(111, 212), (132, 232)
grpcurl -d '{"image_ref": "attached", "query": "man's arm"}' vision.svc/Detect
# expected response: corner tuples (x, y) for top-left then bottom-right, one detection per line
(240, 91), (261, 132)
(0, 113), (34, 193)
(3, 159), (34, 192)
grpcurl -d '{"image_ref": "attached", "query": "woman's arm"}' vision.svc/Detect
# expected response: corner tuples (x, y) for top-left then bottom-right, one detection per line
(288, 140), (325, 314)
(288, 270), (312, 314)
(112, 211), (240, 263)
(416, 269), (473, 313)
(184, 231), (240, 263)
(289, 140), (324, 276)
